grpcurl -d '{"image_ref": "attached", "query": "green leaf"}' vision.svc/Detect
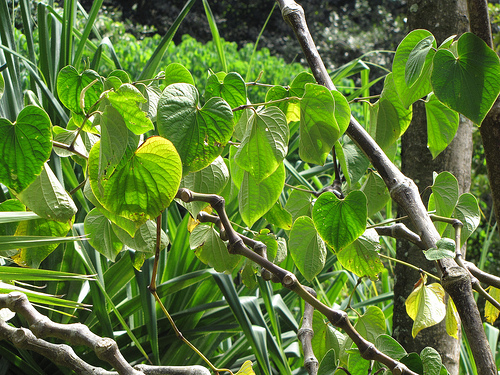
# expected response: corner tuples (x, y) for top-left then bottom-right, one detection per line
(369, 73), (412, 150)
(239, 163), (285, 227)
(421, 347), (442, 375)
(429, 171), (459, 235)
(84, 208), (123, 261)
(431, 32), (500, 125)
(453, 193), (480, 247)
(406, 35), (436, 87)
(266, 72), (316, 123)
(347, 350), (370, 375)
(312, 190), (367, 252)
(485, 287), (500, 324)
(163, 63), (194, 87)
(354, 305), (386, 343)
(0, 105), (52, 193)
(360, 171), (390, 217)
(405, 276), (446, 338)
(375, 334), (407, 361)
(284, 187), (313, 222)
(189, 224), (241, 273)
(299, 83), (340, 165)
(113, 219), (168, 255)
(179, 156), (229, 217)
(235, 106), (289, 182)
(88, 136), (182, 224)
(205, 72), (247, 122)
(12, 218), (72, 268)
(0, 199), (27, 236)
(393, 29), (436, 108)
(57, 65), (102, 114)
(335, 138), (370, 187)
(317, 349), (337, 375)
(17, 163), (77, 222)
(157, 83), (234, 173)
(254, 231), (279, 261)
(400, 353), (424, 375)
(289, 216), (326, 282)
(265, 201), (293, 230)
(0, 72), (4, 100)
(312, 310), (340, 363)
(337, 229), (384, 279)
(106, 84), (154, 135)
(445, 297), (459, 339)
(425, 238), (455, 261)
(425, 92), (459, 159)
(331, 89), (351, 136)
(235, 360), (255, 375)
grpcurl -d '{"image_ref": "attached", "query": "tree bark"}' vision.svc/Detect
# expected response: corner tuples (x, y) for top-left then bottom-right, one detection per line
(393, 1), (472, 374)
(467, 0), (500, 235)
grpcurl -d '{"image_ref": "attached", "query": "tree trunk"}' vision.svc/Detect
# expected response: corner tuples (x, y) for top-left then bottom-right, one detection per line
(393, 1), (472, 374)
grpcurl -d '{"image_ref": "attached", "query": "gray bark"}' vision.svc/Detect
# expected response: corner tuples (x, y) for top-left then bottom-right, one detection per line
(393, 1), (473, 374)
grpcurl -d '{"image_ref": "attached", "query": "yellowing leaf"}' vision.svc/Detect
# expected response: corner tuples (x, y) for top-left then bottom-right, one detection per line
(485, 287), (500, 324)
(405, 275), (446, 338)
(446, 297), (459, 339)
(235, 360), (255, 375)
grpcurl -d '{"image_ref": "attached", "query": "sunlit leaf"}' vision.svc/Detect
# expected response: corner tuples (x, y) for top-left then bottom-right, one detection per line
(432, 32), (500, 125)
(485, 287), (500, 324)
(405, 275), (446, 338)
(312, 190), (367, 252)
(235, 360), (255, 375)
(163, 62), (194, 87)
(446, 297), (459, 339)
(57, 65), (102, 114)
(89, 136), (182, 224)
(0, 106), (52, 193)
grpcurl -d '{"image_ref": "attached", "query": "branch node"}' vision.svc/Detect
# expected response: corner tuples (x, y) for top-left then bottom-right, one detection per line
(282, 272), (298, 288)
(177, 188), (193, 203)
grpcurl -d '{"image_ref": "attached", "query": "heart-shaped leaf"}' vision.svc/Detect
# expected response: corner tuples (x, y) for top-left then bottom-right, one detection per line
(89, 136), (182, 224)
(432, 32), (500, 125)
(312, 190), (367, 252)
(300, 83), (340, 165)
(312, 310), (341, 363)
(235, 106), (289, 182)
(289, 216), (326, 282)
(205, 72), (247, 122)
(429, 171), (459, 235)
(157, 83), (234, 173)
(57, 65), (102, 114)
(163, 63), (194, 87)
(405, 275), (446, 338)
(0, 106), (52, 193)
